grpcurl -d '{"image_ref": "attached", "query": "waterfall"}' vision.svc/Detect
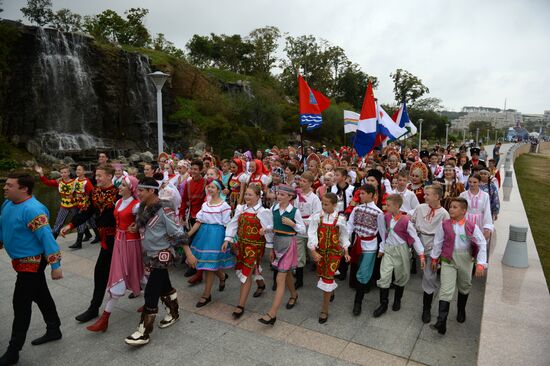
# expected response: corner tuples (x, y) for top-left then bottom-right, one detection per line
(5, 24), (161, 158)
(35, 28), (100, 142)
(128, 54), (157, 150)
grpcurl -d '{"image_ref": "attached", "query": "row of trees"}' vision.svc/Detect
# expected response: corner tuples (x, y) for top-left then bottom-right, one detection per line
(19, 1), (435, 108)
(16, 0), (453, 149)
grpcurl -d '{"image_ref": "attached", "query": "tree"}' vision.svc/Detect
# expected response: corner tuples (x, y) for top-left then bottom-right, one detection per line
(186, 33), (254, 74)
(279, 35), (333, 96)
(20, 0), (53, 26)
(83, 8), (150, 47)
(121, 8), (151, 47)
(83, 10), (126, 44)
(390, 68), (430, 104)
(247, 26), (281, 75)
(186, 34), (214, 68)
(152, 33), (184, 59)
(334, 64), (378, 110)
(411, 97), (444, 112)
(50, 8), (82, 32)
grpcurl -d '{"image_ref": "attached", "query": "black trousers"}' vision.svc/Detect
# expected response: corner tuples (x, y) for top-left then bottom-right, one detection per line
(89, 244), (113, 310)
(144, 268), (172, 310)
(9, 259), (60, 352)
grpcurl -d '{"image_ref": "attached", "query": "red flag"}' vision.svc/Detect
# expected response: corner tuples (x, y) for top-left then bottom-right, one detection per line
(298, 75), (330, 130)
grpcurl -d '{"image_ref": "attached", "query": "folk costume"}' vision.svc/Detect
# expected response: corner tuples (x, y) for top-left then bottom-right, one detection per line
(87, 176), (145, 333)
(407, 161), (429, 204)
(191, 201), (235, 271)
(271, 188), (306, 273)
(69, 184), (119, 323)
(373, 213), (424, 317)
(227, 159), (245, 210)
(409, 203), (450, 323)
(294, 190), (322, 287)
(39, 175), (77, 238)
(430, 217), (487, 334)
(125, 196), (189, 346)
(348, 201), (384, 316)
(0, 197), (62, 363)
(307, 211), (350, 292)
(224, 202), (274, 284)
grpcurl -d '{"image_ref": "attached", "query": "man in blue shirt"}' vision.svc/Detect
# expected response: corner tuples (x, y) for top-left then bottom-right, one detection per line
(0, 173), (63, 366)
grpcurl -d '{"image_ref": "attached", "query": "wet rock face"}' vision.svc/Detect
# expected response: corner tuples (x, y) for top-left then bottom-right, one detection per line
(1, 23), (166, 160)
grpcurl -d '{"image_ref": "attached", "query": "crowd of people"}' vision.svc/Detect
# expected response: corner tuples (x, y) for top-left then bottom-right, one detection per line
(0, 141), (502, 365)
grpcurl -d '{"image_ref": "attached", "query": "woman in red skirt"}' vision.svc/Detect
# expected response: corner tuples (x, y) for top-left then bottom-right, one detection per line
(308, 193), (350, 323)
(87, 176), (145, 332)
(223, 185), (273, 318)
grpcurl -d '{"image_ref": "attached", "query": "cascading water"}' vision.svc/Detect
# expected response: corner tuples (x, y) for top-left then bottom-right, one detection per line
(3, 23), (161, 160)
(34, 27), (103, 151)
(127, 54), (157, 150)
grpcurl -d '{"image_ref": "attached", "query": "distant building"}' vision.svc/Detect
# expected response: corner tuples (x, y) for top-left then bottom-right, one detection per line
(451, 107), (520, 131)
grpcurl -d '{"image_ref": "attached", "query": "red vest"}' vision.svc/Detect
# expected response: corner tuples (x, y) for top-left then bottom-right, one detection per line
(114, 199), (140, 240)
(440, 219), (478, 262)
(384, 213), (415, 247)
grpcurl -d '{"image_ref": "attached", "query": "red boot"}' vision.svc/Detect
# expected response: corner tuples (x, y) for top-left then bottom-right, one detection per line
(86, 311), (110, 332)
(187, 270), (203, 285)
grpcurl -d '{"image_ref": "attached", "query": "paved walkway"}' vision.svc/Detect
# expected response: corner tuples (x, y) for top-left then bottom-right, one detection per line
(0, 230), (486, 366)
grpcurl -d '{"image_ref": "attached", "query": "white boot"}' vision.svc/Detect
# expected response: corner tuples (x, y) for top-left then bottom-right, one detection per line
(159, 289), (179, 329)
(125, 312), (156, 346)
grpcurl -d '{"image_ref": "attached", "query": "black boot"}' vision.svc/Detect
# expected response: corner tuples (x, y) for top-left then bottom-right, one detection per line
(83, 228), (92, 242)
(0, 347), (19, 366)
(294, 267), (304, 289)
(90, 228), (101, 244)
(457, 292), (469, 323)
(373, 288), (389, 317)
(422, 292), (434, 324)
(352, 284), (366, 316)
(431, 300), (450, 335)
(31, 328), (62, 346)
(392, 286), (404, 311)
(69, 233), (83, 249)
(75, 307), (99, 323)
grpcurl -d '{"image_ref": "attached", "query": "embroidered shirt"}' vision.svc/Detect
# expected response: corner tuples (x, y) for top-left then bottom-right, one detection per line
(0, 197), (61, 270)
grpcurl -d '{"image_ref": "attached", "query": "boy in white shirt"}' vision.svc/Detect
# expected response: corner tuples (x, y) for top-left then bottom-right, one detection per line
(294, 171), (322, 289)
(430, 197), (487, 335)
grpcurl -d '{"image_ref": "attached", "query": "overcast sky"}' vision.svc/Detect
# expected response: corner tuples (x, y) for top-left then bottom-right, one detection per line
(3, 0), (549, 114)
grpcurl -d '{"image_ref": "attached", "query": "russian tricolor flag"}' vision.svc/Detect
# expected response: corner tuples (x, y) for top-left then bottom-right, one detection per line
(354, 81), (378, 156)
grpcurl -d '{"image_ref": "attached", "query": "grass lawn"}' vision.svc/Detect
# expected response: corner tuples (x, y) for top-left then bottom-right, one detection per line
(515, 153), (550, 290)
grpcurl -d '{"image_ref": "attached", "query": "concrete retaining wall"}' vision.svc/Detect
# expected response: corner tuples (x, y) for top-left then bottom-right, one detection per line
(477, 142), (550, 366)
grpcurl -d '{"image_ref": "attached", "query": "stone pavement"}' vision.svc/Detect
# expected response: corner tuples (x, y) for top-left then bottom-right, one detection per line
(0, 233), (486, 366)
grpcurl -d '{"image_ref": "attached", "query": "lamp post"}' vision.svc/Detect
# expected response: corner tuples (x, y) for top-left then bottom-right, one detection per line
(476, 128), (480, 146)
(148, 71), (170, 157)
(445, 123), (449, 147)
(418, 119), (423, 149)
(463, 128), (466, 142)
(486, 129), (490, 144)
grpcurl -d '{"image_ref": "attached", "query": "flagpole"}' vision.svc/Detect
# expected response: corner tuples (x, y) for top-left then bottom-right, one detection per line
(300, 126), (305, 170)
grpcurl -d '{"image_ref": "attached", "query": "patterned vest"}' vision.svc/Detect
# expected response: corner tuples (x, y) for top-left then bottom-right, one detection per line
(58, 179), (76, 208)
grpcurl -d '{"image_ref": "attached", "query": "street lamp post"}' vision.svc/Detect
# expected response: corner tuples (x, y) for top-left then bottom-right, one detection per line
(486, 129), (490, 144)
(476, 128), (480, 146)
(418, 119), (423, 149)
(445, 123), (449, 147)
(148, 71), (170, 157)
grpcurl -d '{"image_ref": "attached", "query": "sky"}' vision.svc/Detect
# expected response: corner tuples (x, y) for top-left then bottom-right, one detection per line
(3, 0), (550, 114)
